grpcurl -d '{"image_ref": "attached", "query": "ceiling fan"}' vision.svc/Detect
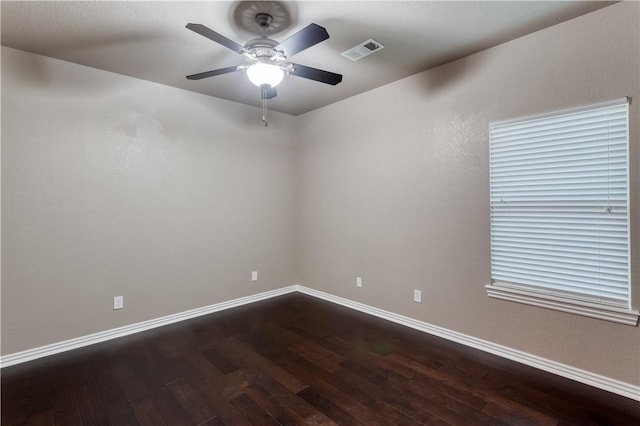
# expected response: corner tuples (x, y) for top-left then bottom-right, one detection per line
(185, 13), (343, 105)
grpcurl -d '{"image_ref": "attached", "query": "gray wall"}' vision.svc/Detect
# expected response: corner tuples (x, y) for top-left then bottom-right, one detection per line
(1, 47), (299, 354)
(2, 1), (638, 387)
(297, 1), (639, 385)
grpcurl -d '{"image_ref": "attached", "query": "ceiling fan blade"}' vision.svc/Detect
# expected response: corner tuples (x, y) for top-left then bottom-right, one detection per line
(289, 63), (343, 85)
(186, 65), (241, 80)
(275, 23), (329, 58)
(260, 85), (278, 100)
(186, 23), (248, 54)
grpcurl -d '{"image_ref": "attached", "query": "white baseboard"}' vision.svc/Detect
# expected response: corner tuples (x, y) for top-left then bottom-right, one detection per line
(295, 286), (640, 402)
(2, 284), (638, 401)
(0, 286), (298, 368)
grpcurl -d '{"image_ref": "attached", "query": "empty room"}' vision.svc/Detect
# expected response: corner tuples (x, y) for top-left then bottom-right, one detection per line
(1, 1), (639, 424)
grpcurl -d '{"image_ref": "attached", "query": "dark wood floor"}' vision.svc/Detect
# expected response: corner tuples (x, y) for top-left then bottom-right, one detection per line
(2, 294), (639, 425)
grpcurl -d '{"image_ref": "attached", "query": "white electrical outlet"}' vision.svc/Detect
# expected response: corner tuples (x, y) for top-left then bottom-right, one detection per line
(413, 289), (422, 303)
(251, 270), (258, 282)
(113, 295), (124, 310)
(356, 276), (363, 288)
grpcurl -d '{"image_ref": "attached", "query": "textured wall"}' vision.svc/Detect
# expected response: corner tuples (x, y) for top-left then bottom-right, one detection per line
(297, 2), (640, 385)
(1, 47), (299, 354)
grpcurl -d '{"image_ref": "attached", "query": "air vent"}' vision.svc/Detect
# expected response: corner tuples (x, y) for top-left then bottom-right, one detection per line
(341, 39), (385, 61)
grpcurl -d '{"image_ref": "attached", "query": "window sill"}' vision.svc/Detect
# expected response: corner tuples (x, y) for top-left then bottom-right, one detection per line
(485, 284), (639, 326)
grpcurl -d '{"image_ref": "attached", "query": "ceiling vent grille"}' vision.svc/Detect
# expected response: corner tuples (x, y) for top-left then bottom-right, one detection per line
(341, 39), (384, 61)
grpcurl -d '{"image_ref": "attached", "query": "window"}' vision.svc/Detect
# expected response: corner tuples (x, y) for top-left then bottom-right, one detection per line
(486, 98), (638, 325)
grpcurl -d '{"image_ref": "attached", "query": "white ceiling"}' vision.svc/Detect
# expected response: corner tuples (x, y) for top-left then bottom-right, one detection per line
(1, 1), (614, 115)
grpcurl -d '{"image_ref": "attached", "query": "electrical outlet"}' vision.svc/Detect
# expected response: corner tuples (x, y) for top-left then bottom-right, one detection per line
(413, 289), (422, 303)
(251, 270), (258, 282)
(113, 295), (124, 310)
(356, 276), (363, 288)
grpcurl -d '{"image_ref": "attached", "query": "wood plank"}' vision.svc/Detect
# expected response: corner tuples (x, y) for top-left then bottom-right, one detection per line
(201, 346), (238, 375)
(53, 407), (83, 426)
(288, 340), (345, 372)
(406, 378), (504, 426)
(217, 337), (306, 394)
(218, 369), (255, 400)
(148, 386), (193, 426)
(1, 372), (30, 425)
(366, 399), (427, 426)
(297, 387), (364, 425)
(252, 375), (335, 425)
(243, 383), (308, 425)
(183, 353), (226, 382)
(386, 351), (559, 425)
(26, 409), (54, 426)
(88, 352), (139, 425)
(2, 294), (639, 426)
(196, 380), (252, 426)
(275, 346), (383, 406)
(108, 356), (149, 403)
(166, 379), (217, 425)
(293, 367), (383, 424)
(229, 393), (280, 426)
(75, 383), (110, 426)
(131, 396), (169, 426)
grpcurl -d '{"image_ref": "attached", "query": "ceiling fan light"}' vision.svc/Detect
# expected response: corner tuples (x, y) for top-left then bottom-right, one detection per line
(246, 63), (284, 88)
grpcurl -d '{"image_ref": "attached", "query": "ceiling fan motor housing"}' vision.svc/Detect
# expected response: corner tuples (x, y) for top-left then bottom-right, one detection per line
(255, 13), (273, 30)
(244, 36), (287, 67)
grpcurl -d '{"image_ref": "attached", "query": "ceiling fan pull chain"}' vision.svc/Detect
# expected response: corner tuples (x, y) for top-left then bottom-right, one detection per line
(263, 98), (268, 127)
(262, 94), (268, 127)
(260, 84), (270, 127)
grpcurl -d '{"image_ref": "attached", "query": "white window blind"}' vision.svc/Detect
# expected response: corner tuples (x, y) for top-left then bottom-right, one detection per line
(489, 98), (630, 308)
